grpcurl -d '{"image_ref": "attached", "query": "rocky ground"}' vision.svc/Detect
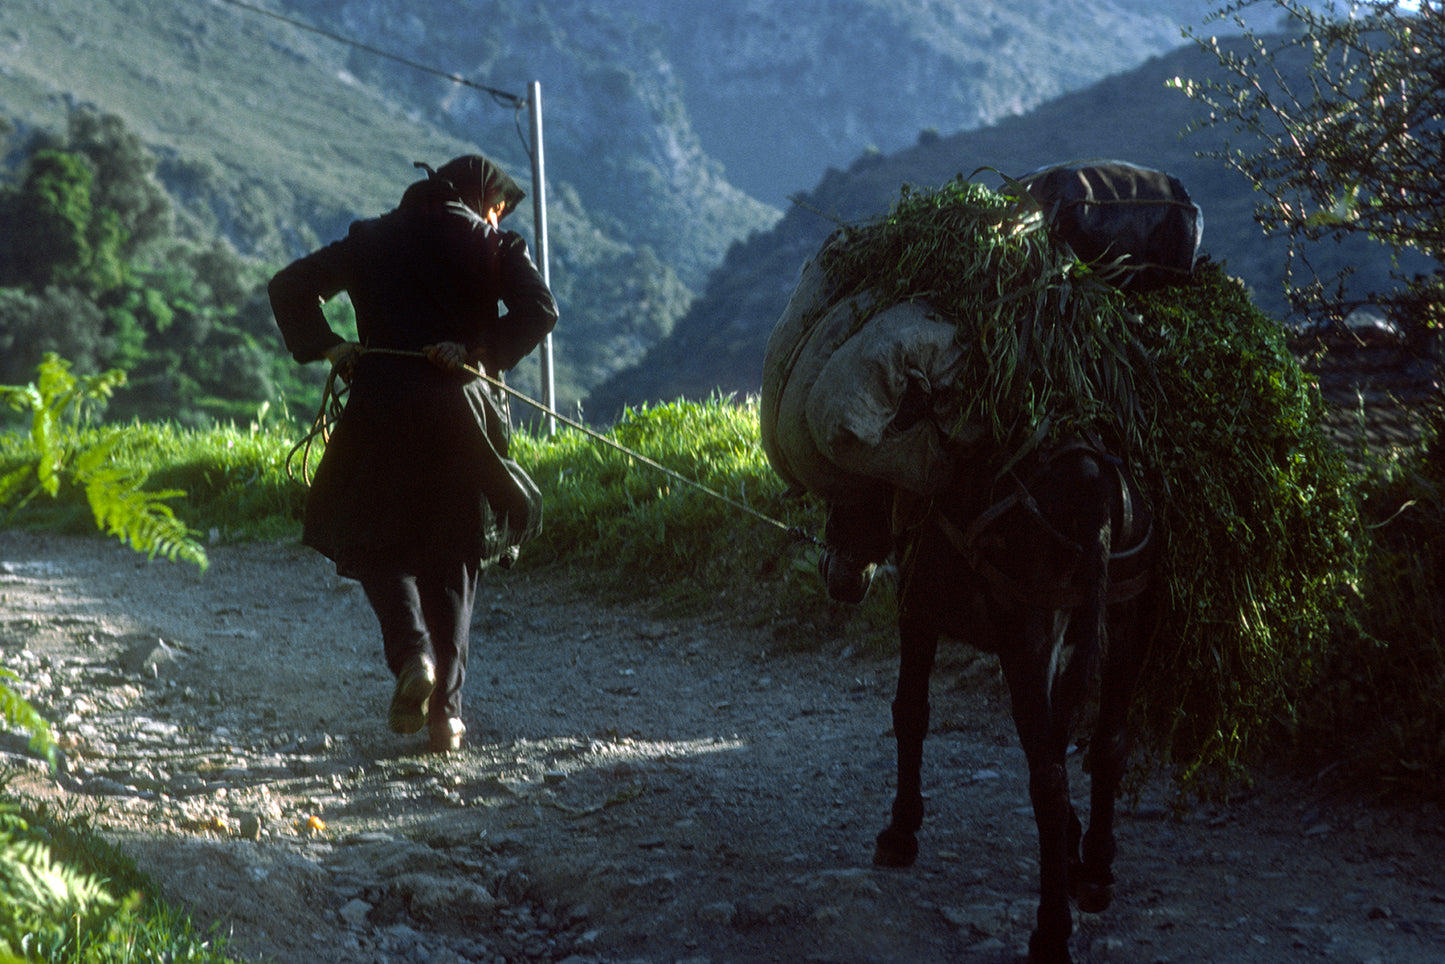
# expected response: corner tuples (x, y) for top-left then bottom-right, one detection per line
(1, 529), (1442, 964)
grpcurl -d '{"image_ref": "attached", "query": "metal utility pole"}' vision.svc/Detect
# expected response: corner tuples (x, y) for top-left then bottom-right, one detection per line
(528, 80), (556, 435)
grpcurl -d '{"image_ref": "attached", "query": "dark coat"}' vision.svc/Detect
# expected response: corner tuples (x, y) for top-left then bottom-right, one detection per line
(270, 183), (558, 576)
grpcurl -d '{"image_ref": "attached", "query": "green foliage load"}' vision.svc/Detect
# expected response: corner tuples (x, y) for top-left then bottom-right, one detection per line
(1126, 264), (1360, 786)
(817, 177), (1361, 785)
(820, 179), (1147, 467)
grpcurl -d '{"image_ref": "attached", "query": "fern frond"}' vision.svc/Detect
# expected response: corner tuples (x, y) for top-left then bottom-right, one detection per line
(0, 465), (36, 508)
(1, 353), (207, 573)
(0, 667), (57, 766)
(29, 396), (63, 499)
(75, 438), (208, 572)
(0, 836), (118, 954)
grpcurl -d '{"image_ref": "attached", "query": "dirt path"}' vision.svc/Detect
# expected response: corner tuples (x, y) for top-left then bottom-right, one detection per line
(1, 529), (1442, 964)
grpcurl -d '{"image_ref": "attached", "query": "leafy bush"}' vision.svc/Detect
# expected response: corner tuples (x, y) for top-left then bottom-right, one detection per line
(1297, 406), (1445, 799)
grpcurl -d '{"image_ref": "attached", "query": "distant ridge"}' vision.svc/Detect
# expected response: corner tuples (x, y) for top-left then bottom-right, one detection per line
(582, 32), (1419, 420)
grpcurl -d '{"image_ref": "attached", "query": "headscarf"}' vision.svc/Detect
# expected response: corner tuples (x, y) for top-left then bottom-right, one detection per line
(404, 154), (526, 220)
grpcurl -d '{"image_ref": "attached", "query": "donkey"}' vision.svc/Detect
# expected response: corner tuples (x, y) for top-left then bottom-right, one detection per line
(868, 437), (1155, 964)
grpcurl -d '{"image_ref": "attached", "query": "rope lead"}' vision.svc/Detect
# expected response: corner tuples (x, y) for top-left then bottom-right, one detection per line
(284, 347), (803, 538)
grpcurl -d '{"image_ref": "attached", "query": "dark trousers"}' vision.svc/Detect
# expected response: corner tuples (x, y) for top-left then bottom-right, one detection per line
(358, 559), (479, 723)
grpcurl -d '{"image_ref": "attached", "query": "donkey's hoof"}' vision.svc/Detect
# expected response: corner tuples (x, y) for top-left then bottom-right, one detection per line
(820, 549), (876, 604)
(1074, 881), (1114, 914)
(1070, 865), (1115, 913)
(872, 827), (919, 868)
(1026, 930), (1072, 964)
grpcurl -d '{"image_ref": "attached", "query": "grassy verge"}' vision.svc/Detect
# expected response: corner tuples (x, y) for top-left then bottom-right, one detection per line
(0, 791), (241, 963)
(511, 397), (893, 636)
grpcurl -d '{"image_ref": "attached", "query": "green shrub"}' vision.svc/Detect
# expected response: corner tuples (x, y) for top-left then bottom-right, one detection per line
(1298, 406), (1445, 799)
(0, 795), (239, 963)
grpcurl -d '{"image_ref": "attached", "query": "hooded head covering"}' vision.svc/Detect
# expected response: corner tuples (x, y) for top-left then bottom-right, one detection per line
(404, 154), (526, 220)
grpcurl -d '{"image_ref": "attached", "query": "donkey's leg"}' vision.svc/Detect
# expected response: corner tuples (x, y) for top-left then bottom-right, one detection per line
(1001, 612), (1077, 964)
(1075, 604), (1147, 914)
(873, 615), (939, 868)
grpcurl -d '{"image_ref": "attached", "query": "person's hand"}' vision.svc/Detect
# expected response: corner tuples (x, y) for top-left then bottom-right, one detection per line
(323, 341), (364, 383)
(424, 341), (469, 372)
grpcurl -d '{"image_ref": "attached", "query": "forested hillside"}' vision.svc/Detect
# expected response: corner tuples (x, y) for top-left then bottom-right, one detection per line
(0, 0), (1239, 420)
(583, 30), (1425, 418)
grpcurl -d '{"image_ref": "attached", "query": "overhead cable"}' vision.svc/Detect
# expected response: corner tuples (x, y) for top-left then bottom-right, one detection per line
(214, 0), (526, 109)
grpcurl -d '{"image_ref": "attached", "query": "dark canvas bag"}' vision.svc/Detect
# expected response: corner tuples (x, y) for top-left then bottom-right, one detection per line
(1020, 161), (1203, 288)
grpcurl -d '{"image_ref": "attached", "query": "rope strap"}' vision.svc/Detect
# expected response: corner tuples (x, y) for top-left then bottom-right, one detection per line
(285, 347), (804, 539)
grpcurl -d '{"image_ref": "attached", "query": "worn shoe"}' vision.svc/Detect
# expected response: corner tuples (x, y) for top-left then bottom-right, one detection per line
(388, 654), (436, 735)
(428, 716), (466, 754)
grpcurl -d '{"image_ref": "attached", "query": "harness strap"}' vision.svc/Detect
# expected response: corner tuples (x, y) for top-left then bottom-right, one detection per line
(958, 437), (1099, 558)
(935, 509), (1091, 610)
(285, 347), (803, 539)
(928, 443), (1153, 610)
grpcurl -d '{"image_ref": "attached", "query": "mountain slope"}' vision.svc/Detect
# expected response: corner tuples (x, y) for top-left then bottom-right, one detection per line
(2, 0), (1262, 413)
(0, 0), (733, 407)
(586, 0), (1211, 205)
(582, 33), (1417, 419)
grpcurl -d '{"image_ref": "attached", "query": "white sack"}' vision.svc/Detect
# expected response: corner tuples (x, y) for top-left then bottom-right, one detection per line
(806, 301), (971, 495)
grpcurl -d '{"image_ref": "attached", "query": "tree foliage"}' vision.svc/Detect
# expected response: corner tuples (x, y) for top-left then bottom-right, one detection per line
(0, 149), (127, 296)
(1173, 0), (1443, 331)
(0, 108), (311, 426)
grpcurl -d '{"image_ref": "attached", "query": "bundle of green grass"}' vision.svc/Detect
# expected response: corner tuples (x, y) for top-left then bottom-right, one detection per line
(816, 177), (1361, 790)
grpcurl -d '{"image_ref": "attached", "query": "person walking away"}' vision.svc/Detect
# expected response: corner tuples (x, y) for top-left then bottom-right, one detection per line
(270, 154), (558, 753)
